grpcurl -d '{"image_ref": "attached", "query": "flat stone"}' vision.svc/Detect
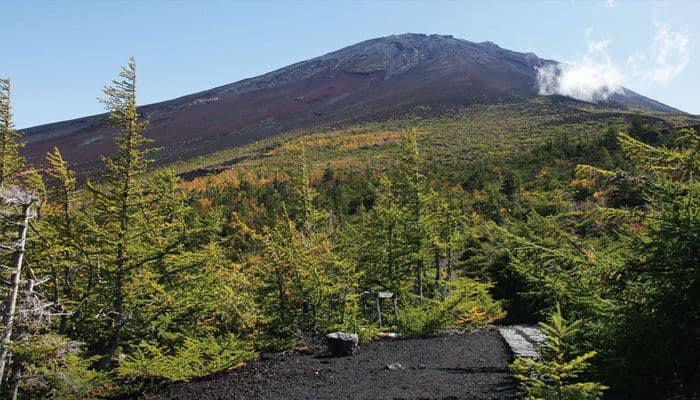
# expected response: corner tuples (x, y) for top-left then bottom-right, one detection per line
(498, 327), (541, 359)
(514, 325), (547, 345)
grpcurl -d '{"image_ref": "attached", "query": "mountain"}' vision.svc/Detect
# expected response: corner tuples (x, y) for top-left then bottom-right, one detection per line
(19, 33), (681, 175)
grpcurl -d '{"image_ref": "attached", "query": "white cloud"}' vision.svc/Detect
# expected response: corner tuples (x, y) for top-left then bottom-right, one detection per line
(537, 31), (622, 102)
(603, 0), (616, 9)
(537, 63), (622, 102)
(536, 20), (691, 104)
(646, 20), (690, 83)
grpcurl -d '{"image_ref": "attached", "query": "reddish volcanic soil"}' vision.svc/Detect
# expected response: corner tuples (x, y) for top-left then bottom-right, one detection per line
(148, 329), (518, 400)
(20, 33), (677, 179)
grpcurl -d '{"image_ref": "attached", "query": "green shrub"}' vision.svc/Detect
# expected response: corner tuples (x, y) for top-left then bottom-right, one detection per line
(118, 334), (256, 381)
(8, 334), (104, 400)
(398, 277), (503, 337)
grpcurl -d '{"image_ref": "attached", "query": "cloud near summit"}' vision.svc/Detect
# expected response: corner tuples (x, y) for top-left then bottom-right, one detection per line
(537, 34), (622, 102)
(537, 19), (691, 103)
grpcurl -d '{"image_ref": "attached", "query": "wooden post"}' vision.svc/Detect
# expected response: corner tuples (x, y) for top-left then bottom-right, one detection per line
(11, 378), (19, 400)
(446, 213), (453, 282)
(0, 201), (32, 385)
(376, 297), (383, 326)
(434, 250), (441, 282)
(417, 261), (423, 299)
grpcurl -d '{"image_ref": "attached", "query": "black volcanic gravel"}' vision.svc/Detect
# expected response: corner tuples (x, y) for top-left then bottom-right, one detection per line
(149, 328), (518, 400)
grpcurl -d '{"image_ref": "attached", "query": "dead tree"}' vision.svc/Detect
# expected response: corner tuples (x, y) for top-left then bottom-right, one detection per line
(0, 187), (38, 386)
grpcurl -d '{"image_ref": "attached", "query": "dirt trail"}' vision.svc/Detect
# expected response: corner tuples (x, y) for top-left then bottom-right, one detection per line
(150, 328), (518, 400)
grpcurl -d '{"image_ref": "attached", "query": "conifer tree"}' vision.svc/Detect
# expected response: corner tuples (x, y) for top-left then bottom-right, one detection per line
(240, 151), (355, 341)
(419, 185), (466, 291)
(42, 148), (78, 331)
(575, 129), (700, 391)
(511, 305), (607, 400)
(290, 144), (327, 232)
(0, 188), (38, 387)
(0, 79), (25, 187)
(392, 132), (426, 296)
(83, 57), (155, 367)
(0, 185), (101, 397)
(365, 174), (404, 292)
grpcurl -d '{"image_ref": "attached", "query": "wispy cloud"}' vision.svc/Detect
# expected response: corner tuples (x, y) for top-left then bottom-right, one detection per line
(537, 19), (691, 103)
(646, 19), (690, 83)
(603, 0), (616, 9)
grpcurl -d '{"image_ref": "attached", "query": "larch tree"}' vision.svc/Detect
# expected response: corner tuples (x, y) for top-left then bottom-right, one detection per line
(419, 185), (467, 293)
(365, 131), (426, 296)
(84, 57), (154, 367)
(575, 130), (700, 390)
(394, 132), (425, 294)
(0, 78), (25, 187)
(33, 148), (78, 333)
(511, 305), (607, 400)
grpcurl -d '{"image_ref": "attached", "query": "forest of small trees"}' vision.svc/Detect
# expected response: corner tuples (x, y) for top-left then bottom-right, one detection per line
(0, 60), (698, 399)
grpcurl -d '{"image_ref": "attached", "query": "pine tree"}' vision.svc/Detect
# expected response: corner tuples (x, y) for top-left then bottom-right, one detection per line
(420, 184), (469, 295)
(290, 144), (327, 232)
(42, 148), (78, 332)
(83, 57), (155, 367)
(364, 174), (405, 292)
(394, 132), (426, 297)
(511, 305), (607, 400)
(363, 131), (427, 295)
(0, 78), (25, 187)
(576, 130), (700, 391)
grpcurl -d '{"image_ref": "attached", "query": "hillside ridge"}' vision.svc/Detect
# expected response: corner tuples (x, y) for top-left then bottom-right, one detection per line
(19, 33), (680, 176)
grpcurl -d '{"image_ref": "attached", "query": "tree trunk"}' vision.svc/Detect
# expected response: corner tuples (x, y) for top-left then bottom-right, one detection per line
(59, 187), (73, 333)
(446, 213), (453, 282)
(0, 136), (7, 187)
(0, 202), (31, 385)
(98, 174), (130, 370)
(387, 225), (394, 290)
(10, 378), (19, 400)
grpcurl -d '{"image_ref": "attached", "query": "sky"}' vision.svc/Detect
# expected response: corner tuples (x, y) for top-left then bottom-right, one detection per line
(3, 0), (699, 128)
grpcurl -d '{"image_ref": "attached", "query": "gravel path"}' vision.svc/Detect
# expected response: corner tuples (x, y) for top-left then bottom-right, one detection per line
(149, 328), (518, 400)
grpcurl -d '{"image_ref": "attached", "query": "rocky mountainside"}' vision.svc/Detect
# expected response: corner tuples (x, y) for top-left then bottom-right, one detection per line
(19, 33), (680, 175)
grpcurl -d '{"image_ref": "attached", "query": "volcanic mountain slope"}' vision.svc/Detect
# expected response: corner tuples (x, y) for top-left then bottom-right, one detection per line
(20, 33), (680, 175)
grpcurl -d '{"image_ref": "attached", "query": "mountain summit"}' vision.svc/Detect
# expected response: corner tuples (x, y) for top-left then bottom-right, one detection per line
(20, 33), (679, 173)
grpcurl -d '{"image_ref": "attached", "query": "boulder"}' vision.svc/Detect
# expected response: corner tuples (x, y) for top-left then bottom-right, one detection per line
(325, 332), (359, 356)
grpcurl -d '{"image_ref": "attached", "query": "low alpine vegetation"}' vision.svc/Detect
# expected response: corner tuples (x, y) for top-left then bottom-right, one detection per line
(0, 58), (698, 399)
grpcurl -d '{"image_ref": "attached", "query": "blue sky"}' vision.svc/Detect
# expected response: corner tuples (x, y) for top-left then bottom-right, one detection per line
(3, 0), (699, 128)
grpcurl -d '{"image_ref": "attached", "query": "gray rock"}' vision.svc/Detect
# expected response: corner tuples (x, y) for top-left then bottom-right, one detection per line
(385, 362), (406, 371)
(325, 332), (359, 356)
